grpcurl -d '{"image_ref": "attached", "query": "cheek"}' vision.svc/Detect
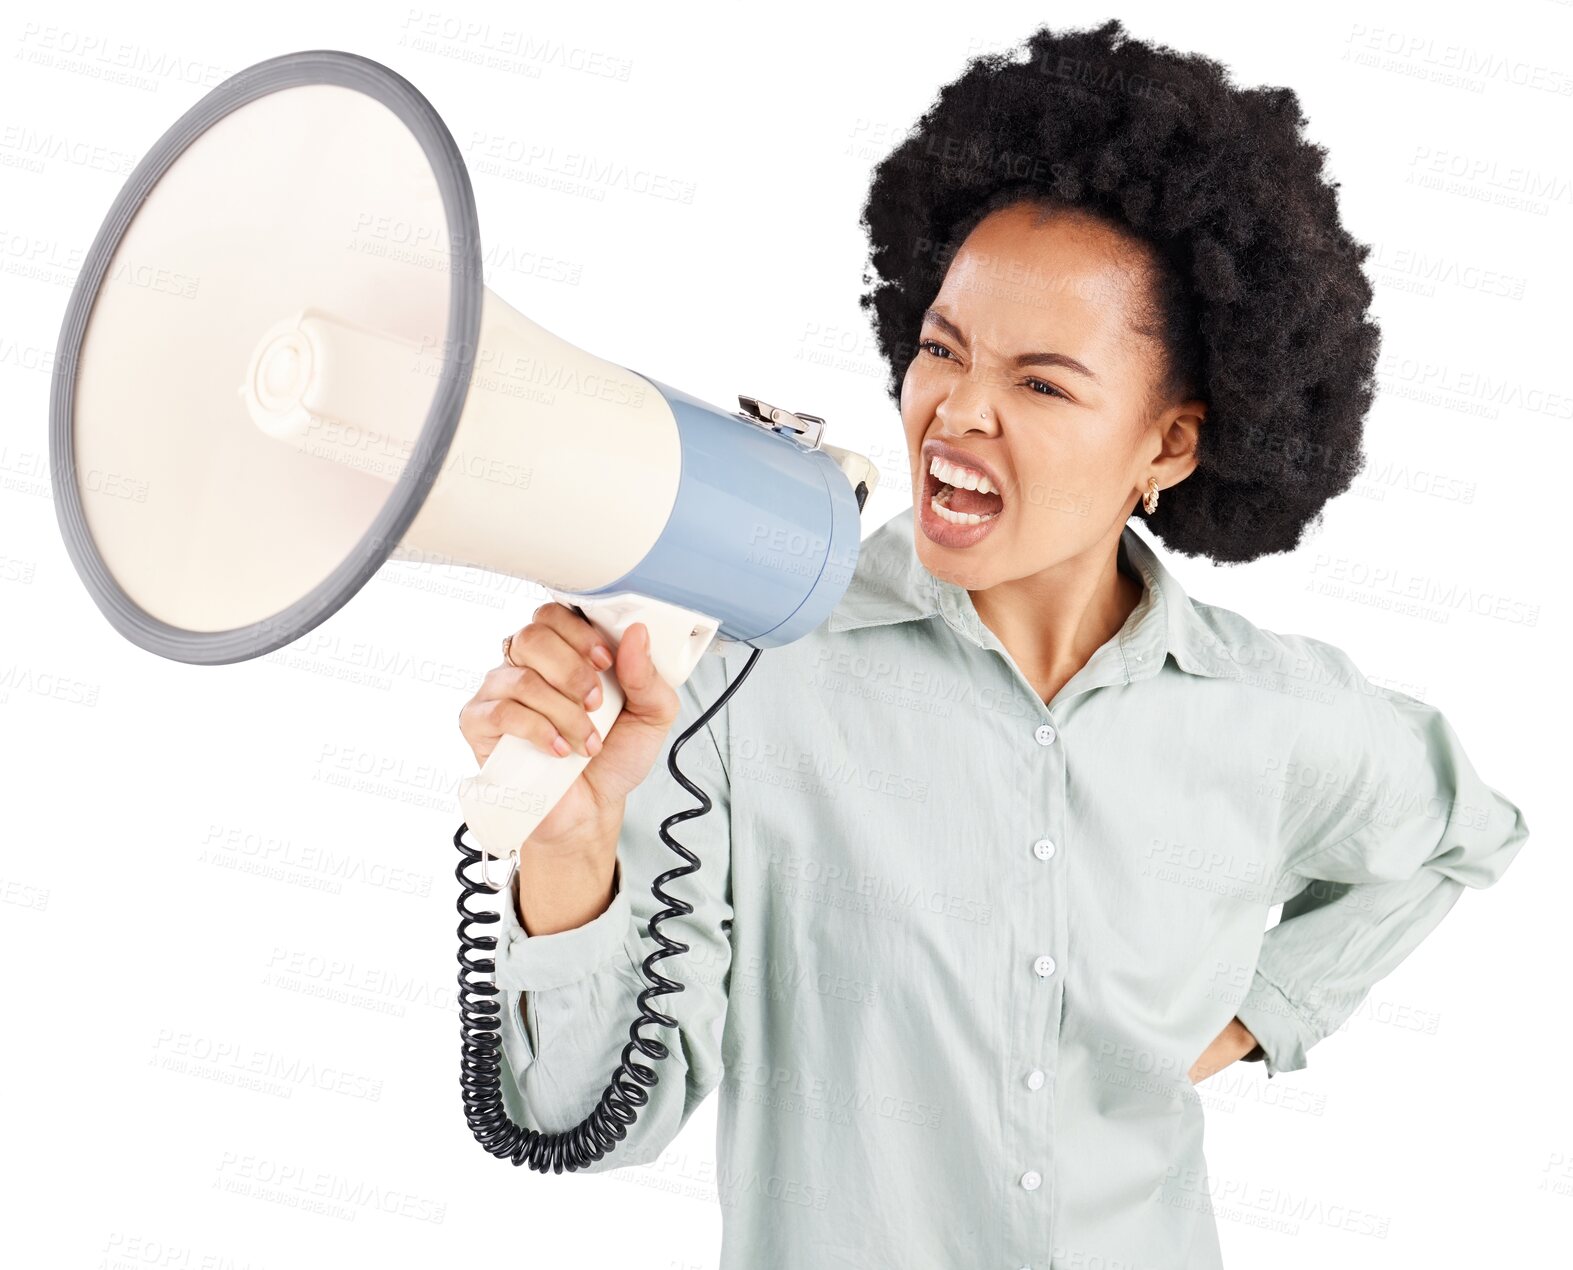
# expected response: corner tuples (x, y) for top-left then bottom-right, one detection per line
(899, 359), (939, 430)
(1010, 434), (1124, 519)
(898, 368), (921, 439)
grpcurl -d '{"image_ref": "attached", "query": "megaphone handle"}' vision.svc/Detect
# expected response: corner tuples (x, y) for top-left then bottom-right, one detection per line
(456, 593), (723, 864)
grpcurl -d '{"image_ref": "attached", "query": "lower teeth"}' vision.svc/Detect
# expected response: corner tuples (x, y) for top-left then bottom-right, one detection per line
(931, 484), (1000, 526)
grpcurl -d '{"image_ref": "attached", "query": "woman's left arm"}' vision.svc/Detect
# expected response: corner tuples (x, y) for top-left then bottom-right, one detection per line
(1230, 678), (1531, 1078)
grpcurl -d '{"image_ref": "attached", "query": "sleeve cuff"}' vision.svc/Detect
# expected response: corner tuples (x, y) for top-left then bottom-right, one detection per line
(494, 857), (631, 993)
(1233, 967), (1316, 1078)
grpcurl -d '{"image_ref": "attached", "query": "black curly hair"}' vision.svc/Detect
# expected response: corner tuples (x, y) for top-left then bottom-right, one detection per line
(858, 18), (1381, 564)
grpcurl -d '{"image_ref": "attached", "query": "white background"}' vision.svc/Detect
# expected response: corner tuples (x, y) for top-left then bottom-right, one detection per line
(3, 0), (1569, 1265)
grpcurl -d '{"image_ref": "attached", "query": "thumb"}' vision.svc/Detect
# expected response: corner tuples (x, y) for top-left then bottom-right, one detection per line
(616, 623), (678, 724)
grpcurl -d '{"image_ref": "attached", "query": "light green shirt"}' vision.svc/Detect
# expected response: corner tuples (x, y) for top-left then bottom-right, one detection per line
(490, 503), (1529, 1269)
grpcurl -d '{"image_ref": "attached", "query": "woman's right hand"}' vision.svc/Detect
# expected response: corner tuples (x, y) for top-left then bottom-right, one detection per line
(457, 602), (683, 854)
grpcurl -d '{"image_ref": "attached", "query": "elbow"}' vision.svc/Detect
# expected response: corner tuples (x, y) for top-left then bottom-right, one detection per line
(501, 1029), (713, 1176)
(1436, 791), (1531, 890)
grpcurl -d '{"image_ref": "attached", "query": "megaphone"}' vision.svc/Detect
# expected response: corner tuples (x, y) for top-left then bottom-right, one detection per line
(50, 49), (877, 850)
(48, 49), (877, 1169)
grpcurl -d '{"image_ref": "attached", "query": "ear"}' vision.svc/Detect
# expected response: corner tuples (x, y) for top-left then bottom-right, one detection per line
(1154, 399), (1205, 485)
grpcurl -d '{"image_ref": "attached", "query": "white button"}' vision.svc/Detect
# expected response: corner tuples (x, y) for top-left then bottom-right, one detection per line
(1026, 1068), (1045, 1090)
(1034, 723), (1057, 746)
(1020, 1169), (1042, 1191)
(1033, 838), (1056, 860)
(1034, 954), (1056, 978)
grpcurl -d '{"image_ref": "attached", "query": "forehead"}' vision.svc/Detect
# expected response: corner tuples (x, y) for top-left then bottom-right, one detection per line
(934, 203), (1149, 342)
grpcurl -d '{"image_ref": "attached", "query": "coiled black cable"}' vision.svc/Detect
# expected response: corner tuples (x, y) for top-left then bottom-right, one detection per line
(454, 476), (867, 1170)
(454, 642), (763, 1171)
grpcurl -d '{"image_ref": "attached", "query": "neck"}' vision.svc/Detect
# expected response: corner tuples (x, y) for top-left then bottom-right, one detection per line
(969, 526), (1144, 706)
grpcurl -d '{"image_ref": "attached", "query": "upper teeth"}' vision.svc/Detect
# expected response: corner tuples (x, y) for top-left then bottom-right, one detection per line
(930, 455), (998, 495)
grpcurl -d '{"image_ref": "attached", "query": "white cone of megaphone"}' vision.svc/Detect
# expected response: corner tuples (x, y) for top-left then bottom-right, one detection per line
(50, 50), (877, 864)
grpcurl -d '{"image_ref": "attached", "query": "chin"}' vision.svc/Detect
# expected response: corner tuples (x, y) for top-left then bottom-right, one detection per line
(914, 534), (995, 589)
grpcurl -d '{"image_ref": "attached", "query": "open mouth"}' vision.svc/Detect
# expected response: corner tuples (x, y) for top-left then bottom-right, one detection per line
(924, 463), (1006, 525)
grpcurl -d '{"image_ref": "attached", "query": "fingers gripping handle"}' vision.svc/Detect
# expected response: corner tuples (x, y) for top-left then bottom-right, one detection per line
(457, 591), (723, 864)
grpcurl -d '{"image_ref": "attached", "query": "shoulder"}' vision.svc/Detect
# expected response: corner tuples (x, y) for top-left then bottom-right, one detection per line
(1173, 598), (1458, 863)
(1174, 593), (1405, 716)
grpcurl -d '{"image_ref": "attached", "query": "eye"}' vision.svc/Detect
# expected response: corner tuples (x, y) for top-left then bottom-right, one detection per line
(1024, 377), (1070, 401)
(920, 339), (1071, 402)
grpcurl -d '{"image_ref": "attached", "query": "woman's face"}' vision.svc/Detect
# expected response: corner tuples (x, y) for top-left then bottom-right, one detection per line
(900, 201), (1202, 590)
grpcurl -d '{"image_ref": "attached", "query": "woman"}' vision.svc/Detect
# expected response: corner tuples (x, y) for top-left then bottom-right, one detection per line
(459, 19), (1529, 1269)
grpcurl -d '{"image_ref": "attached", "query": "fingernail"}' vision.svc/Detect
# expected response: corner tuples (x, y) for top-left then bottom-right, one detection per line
(551, 734), (570, 757)
(591, 645), (613, 670)
(585, 730), (602, 757)
(584, 683), (602, 710)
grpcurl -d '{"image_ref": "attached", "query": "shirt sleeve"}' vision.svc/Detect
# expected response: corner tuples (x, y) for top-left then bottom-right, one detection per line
(1234, 666), (1530, 1079)
(486, 643), (736, 1168)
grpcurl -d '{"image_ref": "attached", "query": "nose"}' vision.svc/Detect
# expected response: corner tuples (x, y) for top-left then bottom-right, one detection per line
(934, 371), (1005, 436)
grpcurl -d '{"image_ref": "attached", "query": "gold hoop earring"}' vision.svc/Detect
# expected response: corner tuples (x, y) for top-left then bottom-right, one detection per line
(1142, 477), (1160, 515)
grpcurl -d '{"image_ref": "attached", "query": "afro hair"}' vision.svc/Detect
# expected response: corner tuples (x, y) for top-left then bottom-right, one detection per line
(858, 18), (1382, 564)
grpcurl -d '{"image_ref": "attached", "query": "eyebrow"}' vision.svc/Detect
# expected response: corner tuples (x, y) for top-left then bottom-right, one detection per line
(922, 308), (1101, 383)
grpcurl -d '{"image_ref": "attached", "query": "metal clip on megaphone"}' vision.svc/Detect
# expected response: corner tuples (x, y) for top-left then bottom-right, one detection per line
(47, 48), (879, 1174)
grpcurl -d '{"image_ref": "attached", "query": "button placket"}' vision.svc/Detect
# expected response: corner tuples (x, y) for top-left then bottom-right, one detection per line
(1012, 706), (1062, 1263)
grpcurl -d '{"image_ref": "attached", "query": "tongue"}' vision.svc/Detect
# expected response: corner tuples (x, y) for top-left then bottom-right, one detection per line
(948, 484), (1004, 516)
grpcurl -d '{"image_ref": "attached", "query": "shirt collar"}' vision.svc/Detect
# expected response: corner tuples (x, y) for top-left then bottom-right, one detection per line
(825, 504), (1232, 686)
